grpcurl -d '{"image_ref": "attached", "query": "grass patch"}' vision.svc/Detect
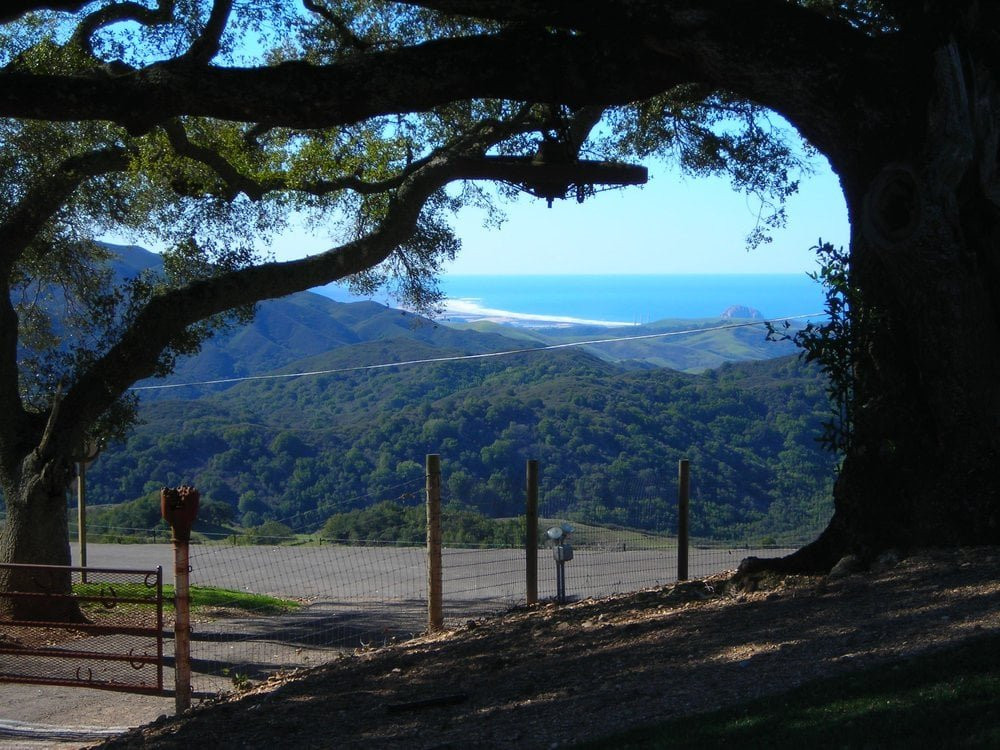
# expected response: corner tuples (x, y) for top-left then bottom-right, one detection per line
(538, 518), (677, 551)
(185, 585), (301, 615)
(578, 633), (1000, 749)
(74, 582), (300, 616)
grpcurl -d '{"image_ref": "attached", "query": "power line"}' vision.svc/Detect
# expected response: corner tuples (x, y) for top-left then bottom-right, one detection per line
(130, 313), (820, 392)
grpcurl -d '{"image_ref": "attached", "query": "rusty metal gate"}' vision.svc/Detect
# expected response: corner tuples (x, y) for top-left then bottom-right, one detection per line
(0, 563), (165, 694)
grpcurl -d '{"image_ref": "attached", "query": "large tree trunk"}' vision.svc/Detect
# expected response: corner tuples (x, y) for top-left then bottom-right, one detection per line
(835, 188), (1000, 551)
(0, 455), (84, 622)
(751, 40), (1000, 574)
(838, 42), (1000, 556)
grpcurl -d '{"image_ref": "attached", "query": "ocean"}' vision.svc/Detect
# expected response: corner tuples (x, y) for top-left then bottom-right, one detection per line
(316, 274), (826, 327)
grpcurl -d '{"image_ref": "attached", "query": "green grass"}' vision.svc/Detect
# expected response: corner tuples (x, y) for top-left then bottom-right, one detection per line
(184, 585), (300, 614)
(538, 518), (678, 551)
(74, 582), (300, 616)
(578, 633), (1000, 749)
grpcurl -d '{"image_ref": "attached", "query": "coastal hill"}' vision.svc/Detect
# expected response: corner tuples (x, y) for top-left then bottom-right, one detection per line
(721, 304), (764, 319)
(82, 246), (831, 543)
(104, 244), (800, 394)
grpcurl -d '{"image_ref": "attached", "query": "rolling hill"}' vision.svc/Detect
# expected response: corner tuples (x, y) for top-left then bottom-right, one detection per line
(99, 245), (801, 396)
(71, 246), (834, 543)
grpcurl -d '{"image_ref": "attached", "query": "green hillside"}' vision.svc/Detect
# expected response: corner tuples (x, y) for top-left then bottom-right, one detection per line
(5, 246), (836, 544)
(105, 245), (804, 394)
(88, 349), (835, 542)
(104, 245), (523, 395)
(449, 317), (802, 372)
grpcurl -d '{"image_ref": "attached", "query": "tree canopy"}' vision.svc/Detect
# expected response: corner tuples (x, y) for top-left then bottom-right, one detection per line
(0, 0), (820, 618)
(3, 0), (1000, 617)
(2, 0), (815, 480)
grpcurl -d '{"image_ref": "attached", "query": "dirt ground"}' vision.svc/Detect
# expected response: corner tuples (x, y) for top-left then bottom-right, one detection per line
(81, 547), (1000, 749)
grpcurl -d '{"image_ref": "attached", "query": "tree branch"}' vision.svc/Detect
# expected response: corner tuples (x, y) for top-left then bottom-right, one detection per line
(0, 30), (689, 133)
(160, 119), (265, 199)
(0, 3), (899, 168)
(56, 147), (643, 432)
(394, 0), (857, 38)
(180, 0), (233, 66)
(160, 105), (561, 202)
(0, 146), (128, 452)
(390, 0), (906, 161)
(0, 288), (25, 457)
(0, 1), (87, 24)
(446, 156), (647, 195)
(59, 153), (455, 430)
(160, 118), (420, 199)
(303, 0), (371, 53)
(69, 1), (176, 58)
(0, 147), (129, 273)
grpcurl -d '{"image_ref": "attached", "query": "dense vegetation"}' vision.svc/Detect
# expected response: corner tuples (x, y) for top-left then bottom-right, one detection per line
(11, 248), (832, 548)
(84, 347), (835, 543)
(319, 501), (524, 547)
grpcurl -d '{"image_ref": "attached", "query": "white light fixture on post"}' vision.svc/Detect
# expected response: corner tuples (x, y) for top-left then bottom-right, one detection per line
(546, 523), (574, 604)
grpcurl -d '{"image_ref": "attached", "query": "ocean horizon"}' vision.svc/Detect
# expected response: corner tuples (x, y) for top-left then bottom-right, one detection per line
(316, 274), (826, 327)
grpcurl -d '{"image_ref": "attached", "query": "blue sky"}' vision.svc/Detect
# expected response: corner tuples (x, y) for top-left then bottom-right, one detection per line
(270, 152), (850, 277)
(83, 9), (853, 280)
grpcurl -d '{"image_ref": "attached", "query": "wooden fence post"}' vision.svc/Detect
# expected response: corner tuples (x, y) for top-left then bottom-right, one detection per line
(173, 532), (192, 712)
(678, 459), (690, 581)
(77, 462), (88, 583)
(425, 454), (443, 632)
(525, 459), (539, 605)
(75, 440), (100, 584)
(160, 486), (199, 713)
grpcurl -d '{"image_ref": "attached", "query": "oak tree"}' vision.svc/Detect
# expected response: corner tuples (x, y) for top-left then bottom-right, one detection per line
(2, 1), (997, 620)
(0, 1), (657, 618)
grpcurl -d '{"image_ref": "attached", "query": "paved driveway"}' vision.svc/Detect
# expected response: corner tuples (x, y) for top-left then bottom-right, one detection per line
(1, 541), (788, 745)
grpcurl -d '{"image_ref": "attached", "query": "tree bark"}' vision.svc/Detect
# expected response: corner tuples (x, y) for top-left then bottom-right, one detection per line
(841, 41), (1000, 552)
(0, 456), (83, 621)
(745, 37), (1000, 574)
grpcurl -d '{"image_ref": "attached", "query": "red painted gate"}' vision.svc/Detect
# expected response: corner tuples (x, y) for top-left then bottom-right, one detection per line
(0, 563), (165, 694)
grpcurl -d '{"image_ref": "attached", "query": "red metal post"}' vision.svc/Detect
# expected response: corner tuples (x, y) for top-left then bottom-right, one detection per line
(161, 486), (199, 713)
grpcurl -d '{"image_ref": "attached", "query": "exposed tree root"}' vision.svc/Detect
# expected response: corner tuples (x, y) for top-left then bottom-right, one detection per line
(735, 521), (848, 582)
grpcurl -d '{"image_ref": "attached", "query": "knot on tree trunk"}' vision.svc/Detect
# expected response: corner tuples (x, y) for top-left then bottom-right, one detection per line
(863, 164), (923, 247)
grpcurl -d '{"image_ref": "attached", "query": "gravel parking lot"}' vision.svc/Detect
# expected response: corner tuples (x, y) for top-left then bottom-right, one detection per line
(73, 541), (776, 602)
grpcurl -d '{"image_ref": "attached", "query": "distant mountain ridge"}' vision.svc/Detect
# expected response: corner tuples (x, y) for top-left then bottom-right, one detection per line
(101, 245), (800, 395)
(102, 245), (526, 394)
(78, 246), (833, 542)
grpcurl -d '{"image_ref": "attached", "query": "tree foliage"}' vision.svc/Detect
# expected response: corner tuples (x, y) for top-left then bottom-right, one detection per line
(85, 352), (835, 542)
(0, 1), (811, 457)
(3, 0), (997, 589)
(1, 0), (809, 582)
(768, 241), (872, 455)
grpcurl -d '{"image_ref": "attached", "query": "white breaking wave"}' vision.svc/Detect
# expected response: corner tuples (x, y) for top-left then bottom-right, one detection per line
(439, 297), (635, 328)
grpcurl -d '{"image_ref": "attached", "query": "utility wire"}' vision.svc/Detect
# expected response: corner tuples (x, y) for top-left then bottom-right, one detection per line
(130, 313), (820, 392)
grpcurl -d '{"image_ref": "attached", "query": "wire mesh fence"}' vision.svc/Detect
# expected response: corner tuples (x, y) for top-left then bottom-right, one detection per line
(68, 538), (808, 695)
(181, 538), (426, 693)
(58, 458), (832, 696)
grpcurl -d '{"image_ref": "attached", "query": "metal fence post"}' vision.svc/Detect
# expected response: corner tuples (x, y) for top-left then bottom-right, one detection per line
(425, 454), (443, 632)
(526, 459), (539, 605)
(173, 533), (192, 711)
(678, 459), (690, 581)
